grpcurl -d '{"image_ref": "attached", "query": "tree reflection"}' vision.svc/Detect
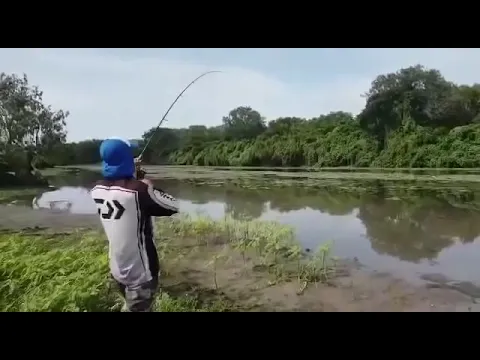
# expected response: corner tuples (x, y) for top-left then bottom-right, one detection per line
(156, 180), (228, 205)
(357, 196), (480, 263)
(158, 181), (267, 219)
(269, 189), (361, 215)
(224, 187), (266, 219)
(161, 181), (364, 219)
(116, 178), (480, 263)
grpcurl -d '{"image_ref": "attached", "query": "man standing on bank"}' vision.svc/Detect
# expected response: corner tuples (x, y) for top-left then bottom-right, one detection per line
(90, 137), (179, 312)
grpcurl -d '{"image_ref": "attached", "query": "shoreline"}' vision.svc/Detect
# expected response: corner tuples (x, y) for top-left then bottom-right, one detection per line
(1, 205), (479, 312)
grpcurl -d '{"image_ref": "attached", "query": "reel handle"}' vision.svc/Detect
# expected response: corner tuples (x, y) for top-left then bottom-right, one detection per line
(135, 157), (146, 180)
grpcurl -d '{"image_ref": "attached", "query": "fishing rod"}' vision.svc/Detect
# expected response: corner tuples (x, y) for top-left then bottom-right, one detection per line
(138, 70), (222, 159)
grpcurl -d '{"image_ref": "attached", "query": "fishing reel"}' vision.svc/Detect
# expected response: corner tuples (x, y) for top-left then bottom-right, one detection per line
(135, 157), (147, 180)
(136, 167), (147, 180)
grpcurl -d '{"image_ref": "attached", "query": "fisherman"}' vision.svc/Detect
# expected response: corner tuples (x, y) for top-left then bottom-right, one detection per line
(90, 137), (179, 312)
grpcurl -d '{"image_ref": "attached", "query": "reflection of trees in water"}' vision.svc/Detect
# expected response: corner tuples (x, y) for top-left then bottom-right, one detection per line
(157, 181), (267, 219)
(160, 181), (364, 218)
(224, 188), (266, 219)
(151, 179), (480, 263)
(157, 181), (228, 205)
(268, 190), (362, 215)
(357, 197), (480, 263)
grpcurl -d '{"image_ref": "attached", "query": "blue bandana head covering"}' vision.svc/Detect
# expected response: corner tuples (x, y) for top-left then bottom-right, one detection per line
(99, 137), (138, 180)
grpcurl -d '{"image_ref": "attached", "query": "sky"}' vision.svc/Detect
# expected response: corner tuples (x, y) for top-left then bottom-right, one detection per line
(1, 48), (480, 142)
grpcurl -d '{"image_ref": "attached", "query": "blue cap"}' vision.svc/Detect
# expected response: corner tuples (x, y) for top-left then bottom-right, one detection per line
(99, 137), (138, 180)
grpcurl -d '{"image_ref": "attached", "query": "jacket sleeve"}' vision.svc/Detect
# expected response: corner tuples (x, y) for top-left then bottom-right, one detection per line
(142, 184), (179, 217)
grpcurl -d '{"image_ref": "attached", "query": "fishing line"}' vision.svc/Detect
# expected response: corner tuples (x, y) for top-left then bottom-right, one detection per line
(138, 70), (222, 158)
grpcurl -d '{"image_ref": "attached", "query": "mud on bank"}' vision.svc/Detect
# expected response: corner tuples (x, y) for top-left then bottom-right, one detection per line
(1, 205), (479, 312)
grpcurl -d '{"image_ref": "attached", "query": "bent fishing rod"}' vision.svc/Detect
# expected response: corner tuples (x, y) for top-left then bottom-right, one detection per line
(138, 70), (222, 159)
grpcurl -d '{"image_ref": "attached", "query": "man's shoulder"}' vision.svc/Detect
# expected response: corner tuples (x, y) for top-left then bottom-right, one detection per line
(91, 179), (148, 193)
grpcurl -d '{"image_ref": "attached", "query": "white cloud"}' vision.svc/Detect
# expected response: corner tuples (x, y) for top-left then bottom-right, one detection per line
(0, 48), (479, 142)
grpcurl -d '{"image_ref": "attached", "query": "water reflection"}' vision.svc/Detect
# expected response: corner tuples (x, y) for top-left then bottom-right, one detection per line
(33, 177), (480, 284)
(358, 197), (478, 263)
(33, 186), (96, 214)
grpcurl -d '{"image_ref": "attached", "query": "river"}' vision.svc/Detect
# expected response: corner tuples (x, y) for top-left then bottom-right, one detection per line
(31, 169), (480, 287)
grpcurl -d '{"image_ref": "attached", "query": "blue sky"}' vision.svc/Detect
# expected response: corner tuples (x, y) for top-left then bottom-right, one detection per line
(1, 48), (479, 142)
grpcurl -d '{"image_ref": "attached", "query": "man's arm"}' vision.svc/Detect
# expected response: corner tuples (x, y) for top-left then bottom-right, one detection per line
(141, 181), (179, 217)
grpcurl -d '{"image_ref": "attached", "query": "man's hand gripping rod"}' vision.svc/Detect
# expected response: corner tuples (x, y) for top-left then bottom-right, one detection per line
(135, 70), (222, 179)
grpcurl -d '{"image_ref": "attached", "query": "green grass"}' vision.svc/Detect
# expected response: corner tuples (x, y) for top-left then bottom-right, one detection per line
(0, 187), (47, 205)
(0, 215), (334, 312)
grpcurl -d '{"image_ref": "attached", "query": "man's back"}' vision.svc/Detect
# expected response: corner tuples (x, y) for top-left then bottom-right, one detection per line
(91, 178), (178, 287)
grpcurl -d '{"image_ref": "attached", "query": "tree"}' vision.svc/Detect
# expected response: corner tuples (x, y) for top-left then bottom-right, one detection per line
(267, 117), (305, 136)
(0, 72), (69, 181)
(358, 65), (453, 148)
(0, 73), (68, 152)
(38, 63), (480, 169)
(142, 127), (186, 164)
(222, 106), (266, 140)
(310, 111), (354, 127)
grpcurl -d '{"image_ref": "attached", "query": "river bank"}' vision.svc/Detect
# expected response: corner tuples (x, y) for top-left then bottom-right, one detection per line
(1, 205), (479, 312)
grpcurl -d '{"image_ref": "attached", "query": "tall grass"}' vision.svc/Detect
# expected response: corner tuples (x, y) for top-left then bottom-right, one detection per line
(0, 215), (334, 312)
(160, 214), (335, 288)
(0, 231), (112, 311)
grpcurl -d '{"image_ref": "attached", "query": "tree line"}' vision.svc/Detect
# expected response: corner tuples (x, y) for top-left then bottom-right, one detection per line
(0, 73), (68, 185)
(70, 64), (480, 168)
(2, 64), (480, 185)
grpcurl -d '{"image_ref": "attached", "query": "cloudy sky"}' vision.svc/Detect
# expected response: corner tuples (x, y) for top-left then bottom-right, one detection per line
(1, 48), (479, 142)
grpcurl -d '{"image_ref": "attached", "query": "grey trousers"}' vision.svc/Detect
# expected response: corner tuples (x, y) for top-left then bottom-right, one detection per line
(115, 278), (159, 312)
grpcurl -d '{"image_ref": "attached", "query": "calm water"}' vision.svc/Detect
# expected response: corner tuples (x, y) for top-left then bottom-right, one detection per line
(32, 171), (480, 285)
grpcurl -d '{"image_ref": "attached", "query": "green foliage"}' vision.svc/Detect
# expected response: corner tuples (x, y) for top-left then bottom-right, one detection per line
(63, 64), (480, 168)
(166, 114), (379, 167)
(0, 231), (114, 311)
(164, 65), (480, 168)
(0, 72), (68, 186)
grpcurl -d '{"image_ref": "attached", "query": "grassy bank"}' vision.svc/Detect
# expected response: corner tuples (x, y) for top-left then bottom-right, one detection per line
(0, 215), (334, 312)
(0, 187), (49, 205)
